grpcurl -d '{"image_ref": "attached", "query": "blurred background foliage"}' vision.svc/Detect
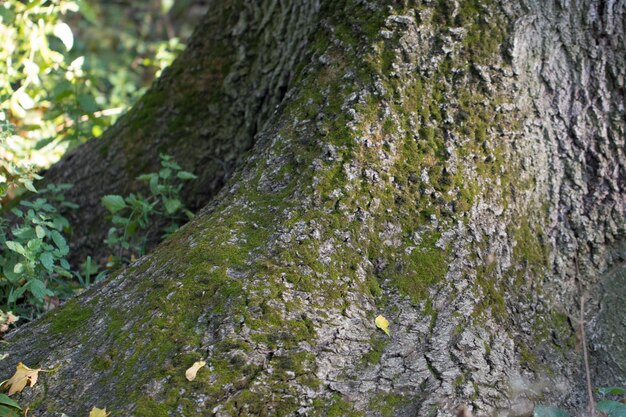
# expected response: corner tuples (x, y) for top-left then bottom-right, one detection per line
(0, 0), (206, 201)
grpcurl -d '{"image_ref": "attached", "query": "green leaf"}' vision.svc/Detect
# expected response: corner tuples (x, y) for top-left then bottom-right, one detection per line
(162, 160), (181, 170)
(60, 258), (70, 270)
(51, 80), (74, 101)
(27, 238), (42, 253)
(27, 279), (51, 301)
(12, 228), (34, 242)
(35, 225), (46, 239)
(598, 387), (626, 396)
(102, 195), (127, 213)
(78, 93), (99, 114)
(54, 266), (72, 278)
(5, 241), (25, 256)
(40, 252), (54, 271)
(52, 216), (70, 231)
(62, 201), (79, 210)
(136, 173), (156, 182)
(8, 286), (27, 304)
(0, 404), (21, 416)
(12, 263), (24, 274)
(0, 393), (22, 409)
(149, 175), (159, 195)
(10, 208), (23, 218)
(50, 230), (69, 256)
(41, 203), (55, 212)
(0, 7), (14, 22)
(533, 406), (571, 417)
(111, 215), (128, 226)
(24, 0), (46, 11)
(20, 179), (37, 193)
(159, 168), (172, 179)
(53, 22), (74, 51)
(77, 0), (98, 24)
(164, 198), (181, 214)
(597, 400), (626, 417)
(177, 171), (197, 180)
(2, 268), (19, 284)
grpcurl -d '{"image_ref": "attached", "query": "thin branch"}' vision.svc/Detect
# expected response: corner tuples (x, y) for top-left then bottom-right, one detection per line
(576, 255), (595, 416)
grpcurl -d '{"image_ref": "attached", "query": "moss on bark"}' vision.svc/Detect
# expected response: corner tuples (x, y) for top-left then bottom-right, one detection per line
(1, 0), (624, 416)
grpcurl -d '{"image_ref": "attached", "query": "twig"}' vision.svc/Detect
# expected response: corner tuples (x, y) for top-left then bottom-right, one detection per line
(580, 296), (595, 416)
(576, 254), (595, 416)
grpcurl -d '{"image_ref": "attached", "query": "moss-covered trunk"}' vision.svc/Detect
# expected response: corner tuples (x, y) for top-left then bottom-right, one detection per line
(2, 1), (624, 416)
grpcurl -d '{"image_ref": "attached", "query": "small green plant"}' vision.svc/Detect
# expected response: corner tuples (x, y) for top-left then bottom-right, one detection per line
(73, 255), (106, 288)
(0, 392), (21, 416)
(0, 182), (77, 317)
(102, 154), (196, 264)
(595, 387), (626, 417)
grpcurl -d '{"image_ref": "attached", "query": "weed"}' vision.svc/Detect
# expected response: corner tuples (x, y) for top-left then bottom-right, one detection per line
(102, 154), (196, 265)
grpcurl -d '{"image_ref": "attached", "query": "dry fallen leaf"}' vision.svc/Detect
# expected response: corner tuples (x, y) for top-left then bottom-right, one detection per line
(89, 407), (110, 417)
(185, 361), (206, 381)
(5, 362), (41, 396)
(375, 315), (390, 336)
(0, 311), (18, 334)
(5, 312), (17, 326)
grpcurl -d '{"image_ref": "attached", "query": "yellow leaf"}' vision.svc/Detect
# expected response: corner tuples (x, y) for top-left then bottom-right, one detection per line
(375, 315), (390, 336)
(185, 361), (206, 381)
(89, 407), (110, 417)
(5, 362), (41, 396)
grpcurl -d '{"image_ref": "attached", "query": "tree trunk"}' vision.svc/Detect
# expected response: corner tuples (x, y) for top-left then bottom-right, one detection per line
(2, 1), (624, 416)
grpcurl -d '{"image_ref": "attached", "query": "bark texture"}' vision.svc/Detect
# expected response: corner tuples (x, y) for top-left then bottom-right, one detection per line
(512, 0), (626, 390)
(2, 1), (624, 416)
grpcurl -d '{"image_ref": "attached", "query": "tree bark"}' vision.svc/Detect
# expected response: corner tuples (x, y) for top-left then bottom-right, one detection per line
(2, 1), (624, 416)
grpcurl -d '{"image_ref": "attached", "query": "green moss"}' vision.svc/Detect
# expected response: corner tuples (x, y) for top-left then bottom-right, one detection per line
(368, 393), (410, 417)
(100, 181), (331, 412)
(362, 333), (389, 365)
(454, 373), (466, 386)
(134, 398), (170, 417)
(511, 219), (549, 281)
(471, 381), (479, 400)
(396, 247), (448, 300)
(531, 310), (576, 355)
(432, 0), (505, 63)
(92, 355), (113, 371)
(380, 232), (449, 304)
(48, 300), (93, 335)
(549, 311), (576, 350)
(518, 343), (539, 369)
(474, 264), (508, 321)
(312, 394), (364, 417)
